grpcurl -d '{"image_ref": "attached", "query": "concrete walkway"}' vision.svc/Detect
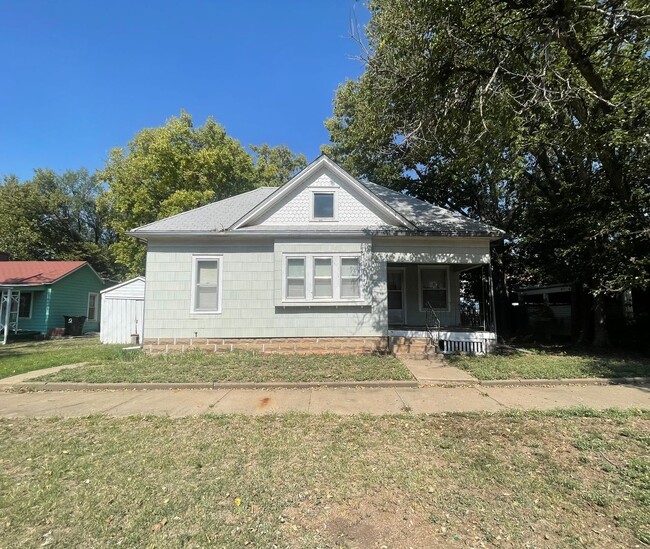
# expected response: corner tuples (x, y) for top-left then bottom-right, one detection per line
(0, 383), (647, 418)
(399, 356), (478, 384)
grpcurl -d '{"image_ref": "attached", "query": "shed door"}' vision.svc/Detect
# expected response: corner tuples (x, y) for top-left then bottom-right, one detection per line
(101, 297), (144, 344)
(387, 269), (405, 325)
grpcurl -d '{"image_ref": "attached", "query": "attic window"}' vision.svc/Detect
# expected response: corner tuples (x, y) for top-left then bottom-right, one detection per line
(313, 192), (335, 219)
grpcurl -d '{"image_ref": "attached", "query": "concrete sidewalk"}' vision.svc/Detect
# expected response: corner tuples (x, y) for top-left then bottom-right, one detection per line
(0, 383), (647, 418)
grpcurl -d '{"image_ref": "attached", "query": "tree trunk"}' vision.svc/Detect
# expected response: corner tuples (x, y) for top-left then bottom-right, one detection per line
(593, 293), (610, 348)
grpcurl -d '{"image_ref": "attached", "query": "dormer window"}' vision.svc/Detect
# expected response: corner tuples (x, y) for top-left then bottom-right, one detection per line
(313, 192), (335, 220)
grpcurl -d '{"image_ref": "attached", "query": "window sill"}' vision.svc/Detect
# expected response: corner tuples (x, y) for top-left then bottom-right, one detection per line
(279, 300), (369, 308)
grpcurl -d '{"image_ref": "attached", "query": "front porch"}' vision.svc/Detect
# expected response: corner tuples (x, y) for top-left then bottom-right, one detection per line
(386, 262), (497, 355)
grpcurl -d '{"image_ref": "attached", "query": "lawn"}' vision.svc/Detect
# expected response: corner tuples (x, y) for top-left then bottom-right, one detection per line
(449, 347), (650, 380)
(35, 350), (413, 383)
(0, 410), (648, 547)
(0, 338), (124, 380)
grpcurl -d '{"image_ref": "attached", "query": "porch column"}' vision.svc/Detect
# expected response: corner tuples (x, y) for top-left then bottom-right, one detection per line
(2, 287), (12, 345)
(487, 263), (498, 335)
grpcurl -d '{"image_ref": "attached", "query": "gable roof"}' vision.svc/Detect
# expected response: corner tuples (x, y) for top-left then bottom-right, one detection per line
(229, 155), (416, 231)
(0, 261), (90, 286)
(128, 156), (503, 239)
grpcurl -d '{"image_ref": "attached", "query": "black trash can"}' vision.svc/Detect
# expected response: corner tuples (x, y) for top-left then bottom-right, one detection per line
(63, 316), (86, 336)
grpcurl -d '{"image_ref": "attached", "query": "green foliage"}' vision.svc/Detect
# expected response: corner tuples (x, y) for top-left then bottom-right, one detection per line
(326, 0), (650, 311)
(251, 143), (307, 187)
(100, 112), (256, 275)
(0, 169), (118, 278)
(100, 112), (307, 275)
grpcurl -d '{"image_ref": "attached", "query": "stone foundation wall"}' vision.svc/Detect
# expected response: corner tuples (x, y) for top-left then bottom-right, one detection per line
(143, 337), (390, 355)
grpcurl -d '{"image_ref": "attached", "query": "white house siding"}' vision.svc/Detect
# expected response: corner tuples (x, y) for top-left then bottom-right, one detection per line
(257, 170), (388, 226)
(143, 238), (385, 340)
(142, 236), (492, 341)
(100, 278), (145, 344)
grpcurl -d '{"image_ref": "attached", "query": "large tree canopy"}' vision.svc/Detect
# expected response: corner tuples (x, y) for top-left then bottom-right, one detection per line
(326, 0), (650, 343)
(101, 112), (306, 276)
(0, 169), (117, 277)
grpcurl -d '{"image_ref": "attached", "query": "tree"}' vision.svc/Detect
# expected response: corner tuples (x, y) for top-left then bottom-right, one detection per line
(101, 112), (308, 276)
(251, 144), (307, 187)
(0, 169), (118, 277)
(325, 0), (650, 345)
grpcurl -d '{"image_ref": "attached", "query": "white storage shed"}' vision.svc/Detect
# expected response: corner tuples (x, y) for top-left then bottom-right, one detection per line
(100, 277), (145, 344)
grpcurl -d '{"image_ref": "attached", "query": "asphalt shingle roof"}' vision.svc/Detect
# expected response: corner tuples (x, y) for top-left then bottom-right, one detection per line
(129, 187), (277, 233)
(128, 178), (503, 238)
(360, 181), (502, 237)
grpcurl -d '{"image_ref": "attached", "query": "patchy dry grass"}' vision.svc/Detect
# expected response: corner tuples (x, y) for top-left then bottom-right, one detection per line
(0, 409), (648, 548)
(35, 351), (413, 383)
(0, 338), (124, 379)
(450, 348), (650, 380)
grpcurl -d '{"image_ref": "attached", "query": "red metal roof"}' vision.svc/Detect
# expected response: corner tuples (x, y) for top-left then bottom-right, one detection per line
(0, 261), (87, 285)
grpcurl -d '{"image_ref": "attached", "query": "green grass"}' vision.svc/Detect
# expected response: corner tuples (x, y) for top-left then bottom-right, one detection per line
(0, 410), (648, 547)
(35, 350), (413, 383)
(0, 338), (125, 379)
(449, 347), (650, 380)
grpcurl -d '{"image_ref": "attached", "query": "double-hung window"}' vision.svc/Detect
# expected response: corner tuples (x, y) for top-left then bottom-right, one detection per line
(283, 254), (363, 303)
(340, 257), (360, 299)
(285, 257), (306, 299)
(419, 266), (449, 311)
(313, 258), (333, 298)
(192, 255), (222, 313)
(87, 293), (98, 321)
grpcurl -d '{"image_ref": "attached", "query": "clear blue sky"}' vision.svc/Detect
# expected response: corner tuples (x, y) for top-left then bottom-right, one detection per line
(0, 1), (369, 181)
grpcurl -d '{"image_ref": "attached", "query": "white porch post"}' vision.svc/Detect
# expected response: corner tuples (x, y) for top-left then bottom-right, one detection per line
(487, 262), (498, 336)
(2, 288), (12, 345)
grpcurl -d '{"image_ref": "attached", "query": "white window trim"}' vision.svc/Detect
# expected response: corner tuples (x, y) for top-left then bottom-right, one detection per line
(282, 253), (365, 304)
(418, 265), (450, 312)
(311, 189), (338, 221)
(340, 256), (362, 300)
(19, 291), (32, 319)
(87, 292), (99, 322)
(312, 256), (334, 299)
(284, 256), (306, 300)
(190, 254), (223, 314)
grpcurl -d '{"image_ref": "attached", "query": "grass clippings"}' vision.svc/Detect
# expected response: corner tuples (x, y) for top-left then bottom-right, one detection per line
(449, 347), (650, 380)
(0, 409), (648, 547)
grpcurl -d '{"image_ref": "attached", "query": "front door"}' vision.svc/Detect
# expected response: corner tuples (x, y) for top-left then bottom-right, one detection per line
(387, 268), (405, 325)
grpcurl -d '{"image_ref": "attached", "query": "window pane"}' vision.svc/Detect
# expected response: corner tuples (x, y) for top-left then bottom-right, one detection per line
(19, 293), (32, 318)
(341, 279), (360, 298)
(341, 258), (359, 277)
(313, 193), (334, 218)
(198, 261), (219, 284)
(388, 291), (403, 309)
(314, 258), (332, 277)
(423, 289), (447, 309)
(196, 286), (218, 310)
(421, 268), (447, 289)
(286, 279), (305, 298)
(314, 279), (333, 298)
(287, 258), (305, 278)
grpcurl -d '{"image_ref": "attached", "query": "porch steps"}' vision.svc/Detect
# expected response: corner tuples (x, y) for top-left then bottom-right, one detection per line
(389, 336), (437, 359)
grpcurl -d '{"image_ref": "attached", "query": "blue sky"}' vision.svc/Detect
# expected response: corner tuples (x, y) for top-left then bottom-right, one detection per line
(0, 1), (369, 181)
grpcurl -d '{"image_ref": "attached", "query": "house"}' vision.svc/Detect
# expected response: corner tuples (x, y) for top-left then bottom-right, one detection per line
(100, 277), (145, 344)
(128, 156), (504, 355)
(0, 261), (106, 343)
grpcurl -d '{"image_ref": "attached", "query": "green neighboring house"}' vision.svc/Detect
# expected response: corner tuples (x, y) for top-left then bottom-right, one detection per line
(0, 261), (107, 340)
